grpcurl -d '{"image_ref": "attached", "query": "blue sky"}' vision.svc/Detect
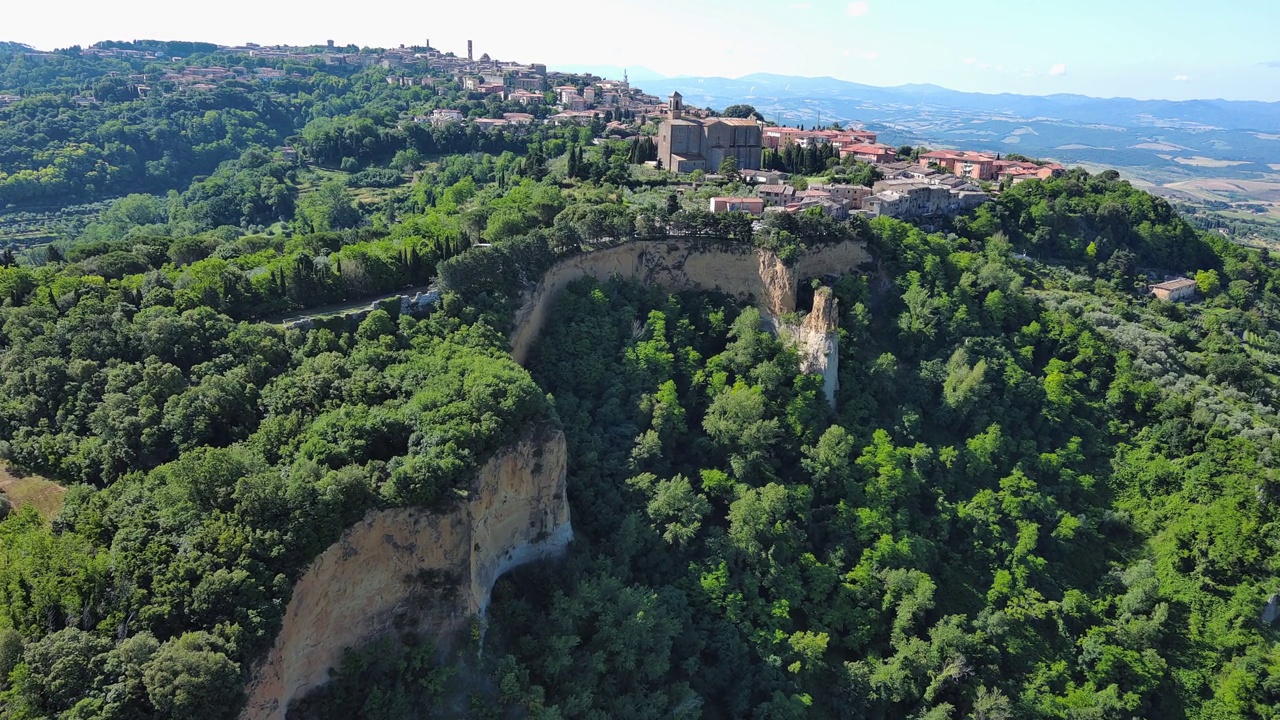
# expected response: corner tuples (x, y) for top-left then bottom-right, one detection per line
(7, 0), (1280, 101)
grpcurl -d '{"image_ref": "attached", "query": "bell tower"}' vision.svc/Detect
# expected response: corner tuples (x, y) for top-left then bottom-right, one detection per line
(668, 91), (683, 120)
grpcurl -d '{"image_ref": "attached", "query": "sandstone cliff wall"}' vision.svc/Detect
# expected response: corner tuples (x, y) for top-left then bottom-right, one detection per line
(242, 428), (570, 720)
(798, 287), (840, 408)
(509, 239), (870, 365)
(244, 239), (870, 717)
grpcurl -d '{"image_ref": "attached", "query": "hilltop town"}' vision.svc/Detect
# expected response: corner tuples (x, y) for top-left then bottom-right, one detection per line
(2, 38), (1068, 229)
(2, 28), (1278, 720)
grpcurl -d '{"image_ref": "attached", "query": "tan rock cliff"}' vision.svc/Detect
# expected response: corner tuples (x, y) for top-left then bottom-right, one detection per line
(509, 239), (870, 365)
(243, 238), (869, 717)
(798, 287), (840, 407)
(241, 427), (571, 720)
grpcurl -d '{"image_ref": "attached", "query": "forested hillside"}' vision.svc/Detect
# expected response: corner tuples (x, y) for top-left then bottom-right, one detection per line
(0, 42), (1278, 720)
(0, 42), (568, 243)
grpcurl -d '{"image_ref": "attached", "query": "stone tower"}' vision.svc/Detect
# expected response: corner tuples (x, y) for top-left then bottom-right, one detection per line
(668, 91), (683, 120)
(467, 40), (473, 61)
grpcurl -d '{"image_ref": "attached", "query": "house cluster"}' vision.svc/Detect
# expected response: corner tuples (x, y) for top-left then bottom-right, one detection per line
(475, 113), (535, 130)
(760, 125), (905, 166)
(655, 91), (909, 179)
(544, 76), (662, 125)
(0, 94), (20, 107)
(146, 65), (247, 95)
(864, 176), (987, 219)
(78, 47), (165, 61)
(919, 149), (1065, 183)
(713, 181), (871, 221)
(710, 161), (990, 221)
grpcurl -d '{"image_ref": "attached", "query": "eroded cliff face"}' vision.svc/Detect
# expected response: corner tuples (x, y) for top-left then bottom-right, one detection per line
(242, 427), (570, 720)
(243, 239), (868, 717)
(800, 287), (840, 407)
(509, 239), (871, 365)
(778, 287), (840, 408)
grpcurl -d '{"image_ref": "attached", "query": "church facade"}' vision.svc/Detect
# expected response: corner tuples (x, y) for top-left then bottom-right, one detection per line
(657, 92), (762, 174)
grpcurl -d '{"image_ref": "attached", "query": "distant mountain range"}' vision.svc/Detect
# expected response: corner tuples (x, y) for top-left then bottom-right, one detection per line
(628, 73), (1280, 186)
(645, 73), (1280, 131)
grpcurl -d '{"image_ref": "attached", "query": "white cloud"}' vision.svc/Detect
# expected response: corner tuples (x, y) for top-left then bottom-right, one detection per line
(1172, 74), (1191, 81)
(1049, 63), (1067, 76)
(847, 1), (870, 17)
(964, 57), (977, 65)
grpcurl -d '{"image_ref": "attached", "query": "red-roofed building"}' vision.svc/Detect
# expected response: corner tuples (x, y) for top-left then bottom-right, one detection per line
(764, 126), (870, 149)
(992, 159), (1066, 184)
(844, 144), (897, 164)
(508, 90), (545, 106)
(757, 184), (798, 206)
(709, 197), (766, 215)
(1149, 277), (1197, 302)
(762, 126), (804, 149)
(919, 150), (998, 181)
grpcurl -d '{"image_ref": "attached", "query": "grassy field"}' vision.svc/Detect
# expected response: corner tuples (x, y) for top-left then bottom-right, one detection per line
(294, 166), (411, 207)
(1172, 156), (1254, 168)
(0, 465), (65, 520)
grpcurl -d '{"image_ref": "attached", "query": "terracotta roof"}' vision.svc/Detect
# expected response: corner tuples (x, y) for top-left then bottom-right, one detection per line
(1151, 278), (1196, 291)
(922, 150), (996, 161)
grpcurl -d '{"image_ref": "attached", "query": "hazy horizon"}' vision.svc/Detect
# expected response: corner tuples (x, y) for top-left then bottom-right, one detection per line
(8, 0), (1280, 102)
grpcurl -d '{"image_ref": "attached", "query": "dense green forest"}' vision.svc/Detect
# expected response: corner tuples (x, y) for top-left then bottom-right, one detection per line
(1, 41), (1279, 720)
(0, 42), (573, 220)
(479, 207), (1280, 718)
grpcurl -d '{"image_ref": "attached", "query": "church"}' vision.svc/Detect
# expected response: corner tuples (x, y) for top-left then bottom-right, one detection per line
(657, 92), (762, 174)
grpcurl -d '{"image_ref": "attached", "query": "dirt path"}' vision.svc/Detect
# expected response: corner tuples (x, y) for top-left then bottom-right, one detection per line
(264, 284), (435, 326)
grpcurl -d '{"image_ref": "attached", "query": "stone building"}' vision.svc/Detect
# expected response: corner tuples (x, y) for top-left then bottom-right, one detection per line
(919, 150), (998, 181)
(658, 92), (762, 173)
(809, 183), (872, 209)
(709, 197), (766, 215)
(864, 179), (987, 219)
(1149, 278), (1197, 302)
(757, 184), (797, 207)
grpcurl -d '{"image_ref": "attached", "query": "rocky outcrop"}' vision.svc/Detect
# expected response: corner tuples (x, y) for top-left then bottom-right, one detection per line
(800, 287), (840, 407)
(242, 427), (571, 720)
(778, 287), (840, 408)
(1263, 594), (1280, 626)
(509, 239), (870, 365)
